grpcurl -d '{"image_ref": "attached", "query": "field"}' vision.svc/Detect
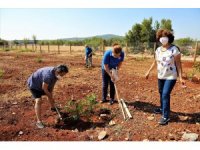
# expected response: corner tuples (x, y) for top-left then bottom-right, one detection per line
(0, 50), (200, 141)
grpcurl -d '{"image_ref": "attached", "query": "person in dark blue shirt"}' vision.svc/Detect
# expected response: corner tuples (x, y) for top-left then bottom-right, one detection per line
(85, 45), (93, 67)
(27, 65), (68, 128)
(101, 43), (124, 105)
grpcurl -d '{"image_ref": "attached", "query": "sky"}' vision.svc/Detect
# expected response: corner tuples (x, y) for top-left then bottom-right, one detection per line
(0, 8), (200, 40)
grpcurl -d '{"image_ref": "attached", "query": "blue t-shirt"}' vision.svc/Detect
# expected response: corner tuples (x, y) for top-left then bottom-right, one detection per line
(27, 67), (57, 92)
(85, 47), (92, 57)
(102, 49), (124, 70)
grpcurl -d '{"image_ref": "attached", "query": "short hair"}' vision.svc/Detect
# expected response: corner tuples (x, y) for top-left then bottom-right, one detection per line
(112, 43), (122, 54)
(156, 29), (174, 44)
(55, 64), (68, 73)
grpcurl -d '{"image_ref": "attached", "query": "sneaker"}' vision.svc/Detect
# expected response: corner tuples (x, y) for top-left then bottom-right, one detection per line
(158, 117), (170, 125)
(154, 108), (162, 114)
(36, 122), (45, 129)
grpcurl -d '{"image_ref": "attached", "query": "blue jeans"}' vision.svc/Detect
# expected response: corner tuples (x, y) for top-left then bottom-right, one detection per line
(102, 69), (115, 101)
(158, 79), (176, 119)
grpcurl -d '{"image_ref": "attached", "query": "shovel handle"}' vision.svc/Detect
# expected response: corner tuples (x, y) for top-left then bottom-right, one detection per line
(55, 107), (62, 120)
(114, 84), (126, 120)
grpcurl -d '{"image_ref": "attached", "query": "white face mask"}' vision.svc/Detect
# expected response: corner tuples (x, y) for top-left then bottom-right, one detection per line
(159, 37), (169, 45)
(112, 52), (120, 58)
(56, 75), (62, 80)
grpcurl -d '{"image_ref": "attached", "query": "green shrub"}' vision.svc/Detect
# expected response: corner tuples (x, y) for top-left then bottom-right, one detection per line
(193, 62), (200, 72)
(181, 49), (190, 56)
(64, 94), (97, 121)
(36, 57), (43, 63)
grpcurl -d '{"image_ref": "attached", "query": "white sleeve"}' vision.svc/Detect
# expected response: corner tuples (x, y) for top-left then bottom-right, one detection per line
(155, 47), (160, 60)
(173, 46), (181, 57)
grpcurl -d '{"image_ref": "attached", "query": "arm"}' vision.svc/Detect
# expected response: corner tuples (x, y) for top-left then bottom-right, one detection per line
(104, 64), (115, 82)
(174, 54), (185, 85)
(117, 62), (123, 70)
(145, 59), (156, 79)
(42, 82), (55, 107)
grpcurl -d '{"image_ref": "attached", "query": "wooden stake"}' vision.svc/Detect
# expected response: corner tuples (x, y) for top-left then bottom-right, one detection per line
(48, 44), (50, 53)
(193, 41), (198, 65)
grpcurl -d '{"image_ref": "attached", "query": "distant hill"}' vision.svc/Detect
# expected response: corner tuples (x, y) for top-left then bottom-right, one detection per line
(60, 34), (124, 41)
(7, 34), (124, 43)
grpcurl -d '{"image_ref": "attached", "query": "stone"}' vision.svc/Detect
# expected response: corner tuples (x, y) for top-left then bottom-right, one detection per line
(181, 132), (199, 141)
(19, 131), (23, 135)
(147, 115), (155, 121)
(98, 131), (107, 140)
(125, 137), (129, 141)
(179, 116), (189, 121)
(109, 120), (116, 126)
(12, 102), (18, 105)
(100, 114), (107, 117)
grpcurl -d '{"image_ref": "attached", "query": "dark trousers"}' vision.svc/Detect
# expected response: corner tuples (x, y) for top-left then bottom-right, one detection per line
(102, 69), (115, 101)
(158, 79), (176, 119)
(86, 56), (92, 67)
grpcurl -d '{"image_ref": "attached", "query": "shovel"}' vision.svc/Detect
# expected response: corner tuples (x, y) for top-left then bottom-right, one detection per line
(55, 106), (63, 121)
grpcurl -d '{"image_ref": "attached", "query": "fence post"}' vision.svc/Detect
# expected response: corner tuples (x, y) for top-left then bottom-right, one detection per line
(153, 42), (157, 55)
(3, 43), (5, 51)
(102, 40), (105, 55)
(193, 41), (198, 65)
(126, 42), (128, 56)
(48, 44), (50, 53)
(58, 44), (60, 54)
(32, 44), (34, 51)
(40, 44), (42, 53)
(69, 43), (72, 54)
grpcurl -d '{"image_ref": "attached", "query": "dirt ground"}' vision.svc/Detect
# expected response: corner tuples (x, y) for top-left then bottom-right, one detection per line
(0, 51), (200, 141)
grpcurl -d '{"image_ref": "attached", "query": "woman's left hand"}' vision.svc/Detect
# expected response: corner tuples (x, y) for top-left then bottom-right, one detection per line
(180, 78), (186, 87)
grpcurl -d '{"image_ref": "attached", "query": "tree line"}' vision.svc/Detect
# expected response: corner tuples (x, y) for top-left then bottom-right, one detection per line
(0, 17), (198, 52)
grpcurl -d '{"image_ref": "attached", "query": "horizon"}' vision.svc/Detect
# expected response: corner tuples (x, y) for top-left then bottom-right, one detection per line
(0, 8), (200, 40)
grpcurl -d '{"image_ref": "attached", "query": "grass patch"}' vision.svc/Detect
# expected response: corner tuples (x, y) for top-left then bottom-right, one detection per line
(19, 48), (33, 52)
(36, 57), (43, 63)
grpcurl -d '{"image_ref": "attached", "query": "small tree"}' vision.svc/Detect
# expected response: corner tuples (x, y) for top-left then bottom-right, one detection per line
(32, 35), (37, 51)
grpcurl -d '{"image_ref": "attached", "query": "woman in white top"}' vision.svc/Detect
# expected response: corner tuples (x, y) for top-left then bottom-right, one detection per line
(145, 29), (185, 125)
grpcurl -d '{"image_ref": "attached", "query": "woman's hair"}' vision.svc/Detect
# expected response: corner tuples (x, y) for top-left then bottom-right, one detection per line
(112, 43), (122, 54)
(156, 29), (174, 44)
(55, 64), (68, 73)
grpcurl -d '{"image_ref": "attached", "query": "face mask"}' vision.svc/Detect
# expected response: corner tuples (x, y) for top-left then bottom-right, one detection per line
(112, 52), (120, 58)
(56, 75), (62, 80)
(159, 37), (169, 45)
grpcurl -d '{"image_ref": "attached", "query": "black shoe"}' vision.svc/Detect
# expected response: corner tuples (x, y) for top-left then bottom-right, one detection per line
(159, 117), (170, 125)
(154, 108), (162, 114)
(109, 99), (117, 105)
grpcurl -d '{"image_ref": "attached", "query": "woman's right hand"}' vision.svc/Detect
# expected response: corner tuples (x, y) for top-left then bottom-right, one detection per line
(110, 74), (116, 83)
